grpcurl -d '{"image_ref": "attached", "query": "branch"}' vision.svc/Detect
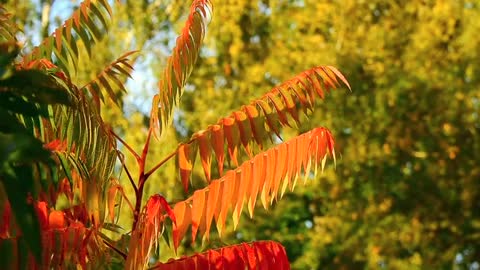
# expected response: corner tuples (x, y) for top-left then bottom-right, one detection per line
(144, 149), (177, 179)
(140, 127), (153, 171)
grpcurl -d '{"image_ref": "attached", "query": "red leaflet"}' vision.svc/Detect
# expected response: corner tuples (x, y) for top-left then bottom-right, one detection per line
(208, 249), (223, 269)
(36, 201), (49, 230)
(243, 242), (258, 270)
(49, 210), (66, 229)
(44, 139), (67, 152)
(146, 194), (176, 225)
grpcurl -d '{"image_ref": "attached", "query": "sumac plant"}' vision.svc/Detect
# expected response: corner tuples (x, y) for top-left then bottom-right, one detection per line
(0, 1), (350, 269)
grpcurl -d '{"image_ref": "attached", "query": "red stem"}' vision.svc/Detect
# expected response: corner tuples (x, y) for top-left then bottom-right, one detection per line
(131, 128), (153, 231)
(144, 149), (177, 179)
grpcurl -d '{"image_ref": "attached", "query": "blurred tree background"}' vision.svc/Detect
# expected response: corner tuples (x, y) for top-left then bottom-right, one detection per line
(5, 0), (480, 269)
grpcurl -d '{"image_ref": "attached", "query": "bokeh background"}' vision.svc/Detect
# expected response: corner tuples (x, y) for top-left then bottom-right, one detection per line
(5, 0), (479, 269)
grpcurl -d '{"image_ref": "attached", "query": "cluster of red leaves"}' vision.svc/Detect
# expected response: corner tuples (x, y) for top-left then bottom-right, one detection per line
(152, 241), (290, 270)
(36, 201), (95, 269)
(0, 199), (95, 269)
(125, 194), (177, 269)
(1, 136), (102, 269)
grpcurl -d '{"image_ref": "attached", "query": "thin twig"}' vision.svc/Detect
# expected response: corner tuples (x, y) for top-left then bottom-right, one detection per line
(110, 129), (141, 161)
(103, 239), (127, 260)
(115, 150), (138, 194)
(123, 162), (138, 194)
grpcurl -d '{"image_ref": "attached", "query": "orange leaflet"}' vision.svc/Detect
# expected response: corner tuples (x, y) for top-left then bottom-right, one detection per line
(191, 190), (205, 242)
(177, 143), (195, 192)
(256, 99), (282, 139)
(210, 124), (225, 176)
(233, 111), (253, 157)
(266, 92), (291, 127)
(244, 104), (266, 149)
(216, 171), (235, 236)
(287, 138), (298, 192)
(172, 202), (191, 251)
(233, 166), (248, 230)
(204, 180), (220, 240)
(263, 150), (276, 205)
(222, 117), (240, 166)
(278, 87), (300, 125)
(270, 147), (283, 203)
(196, 131), (212, 182)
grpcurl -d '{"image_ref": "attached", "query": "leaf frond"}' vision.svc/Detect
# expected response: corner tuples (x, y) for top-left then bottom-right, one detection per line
(150, 0), (213, 136)
(0, 200), (108, 269)
(0, 6), (17, 43)
(151, 240), (290, 270)
(82, 50), (138, 108)
(15, 59), (119, 232)
(19, 0), (113, 78)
